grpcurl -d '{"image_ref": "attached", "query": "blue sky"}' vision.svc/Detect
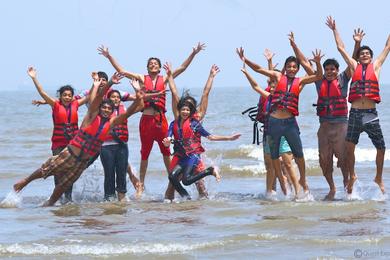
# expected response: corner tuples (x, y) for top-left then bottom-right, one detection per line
(1, 0), (389, 92)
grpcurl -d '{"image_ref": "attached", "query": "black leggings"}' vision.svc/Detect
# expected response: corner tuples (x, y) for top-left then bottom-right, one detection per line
(168, 164), (214, 197)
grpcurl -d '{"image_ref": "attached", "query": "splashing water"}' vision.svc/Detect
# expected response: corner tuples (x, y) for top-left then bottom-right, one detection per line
(0, 190), (22, 208)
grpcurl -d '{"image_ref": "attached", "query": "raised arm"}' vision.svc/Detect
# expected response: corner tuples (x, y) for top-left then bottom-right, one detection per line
(88, 72), (123, 117)
(374, 35), (390, 75)
(240, 66), (270, 98)
(288, 32), (315, 75)
(300, 49), (324, 90)
(263, 49), (278, 71)
(98, 45), (143, 82)
(163, 62), (180, 119)
(111, 87), (144, 127)
(170, 42), (206, 80)
(27, 67), (56, 107)
(352, 28), (365, 61)
(197, 64), (220, 120)
(236, 47), (281, 80)
(326, 16), (357, 73)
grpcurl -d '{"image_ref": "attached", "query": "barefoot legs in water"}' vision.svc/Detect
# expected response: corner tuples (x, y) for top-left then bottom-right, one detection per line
(374, 148), (385, 193)
(13, 168), (44, 193)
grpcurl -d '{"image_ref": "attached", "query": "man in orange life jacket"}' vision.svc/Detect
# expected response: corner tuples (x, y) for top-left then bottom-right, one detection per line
(288, 30), (363, 200)
(27, 67), (89, 203)
(327, 16), (390, 194)
(98, 43), (205, 198)
(13, 73), (144, 206)
(236, 47), (323, 195)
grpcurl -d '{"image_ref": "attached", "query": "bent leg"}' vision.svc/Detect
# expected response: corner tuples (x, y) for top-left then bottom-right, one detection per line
(168, 164), (190, 197)
(14, 168), (44, 192)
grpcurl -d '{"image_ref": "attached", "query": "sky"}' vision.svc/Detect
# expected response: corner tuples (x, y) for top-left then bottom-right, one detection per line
(1, 0), (389, 92)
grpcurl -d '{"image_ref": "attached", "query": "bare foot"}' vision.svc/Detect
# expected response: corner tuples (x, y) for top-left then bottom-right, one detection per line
(324, 189), (336, 201)
(347, 175), (357, 194)
(212, 167), (221, 182)
(118, 192), (126, 202)
(299, 178), (309, 193)
(13, 179), (28, 193)
(374, 177), (385, 194)
(135, 182), (144, 199)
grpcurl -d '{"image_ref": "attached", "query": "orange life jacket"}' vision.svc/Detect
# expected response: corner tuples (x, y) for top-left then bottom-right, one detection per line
(143, 75), (166, 112)
(316, 78), (348, 117)
(103, 104), (129, 143)
(69, 115), (111, 157)
(349, 63), (380, 103)
(172, 117), (205, 157)
(51, 100), (79, 150)
(271, 76), (300, 116)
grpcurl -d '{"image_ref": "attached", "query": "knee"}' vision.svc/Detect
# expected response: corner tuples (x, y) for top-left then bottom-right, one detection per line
(377, 148), (386, 155)
(182, 178), (191, 186)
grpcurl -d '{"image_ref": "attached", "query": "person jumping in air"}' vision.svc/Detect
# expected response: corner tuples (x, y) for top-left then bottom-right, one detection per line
(162, 63), (240, 199)
(13, 73), (144, 206)
(327, 16), (390, 194)
(98, 43), (205, 199)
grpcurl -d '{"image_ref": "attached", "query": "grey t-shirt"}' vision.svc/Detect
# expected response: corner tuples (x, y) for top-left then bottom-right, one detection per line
(315, 71), (350, 123)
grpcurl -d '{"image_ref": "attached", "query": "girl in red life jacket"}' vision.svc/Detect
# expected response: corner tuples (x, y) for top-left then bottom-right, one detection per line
(27, 66), (89, 203)
(162, 69), (240, 199)
(163, 62), (220, 200)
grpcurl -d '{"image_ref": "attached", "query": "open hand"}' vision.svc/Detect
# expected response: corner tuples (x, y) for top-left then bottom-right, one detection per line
(326, 16), (336, 31)
(97, 45), (110, 58)
(210, 64), (220, 77)
(309, 49), (324, 64)
(110, 72), (124, 84)
(193, 42), (206, 54)
(353, 28), (365, 43)
(163, 62), (173, 76)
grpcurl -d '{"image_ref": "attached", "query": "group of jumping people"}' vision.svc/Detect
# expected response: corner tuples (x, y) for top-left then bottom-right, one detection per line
(13, 16), (390, 205)
(239, 16), (389, 200)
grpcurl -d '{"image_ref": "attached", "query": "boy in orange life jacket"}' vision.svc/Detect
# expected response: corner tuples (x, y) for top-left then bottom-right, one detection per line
(163, 62), (221, 200)
(98, 43), (205, 199)
(13, 73), (144, 206)
(162, 65), (241, 198)
(288, 31), (363, 200)
(31, 76), (144, 196)
(27, 67), (89, 204)
(236, 47), (323, 195)
(327, 16), (390, 194)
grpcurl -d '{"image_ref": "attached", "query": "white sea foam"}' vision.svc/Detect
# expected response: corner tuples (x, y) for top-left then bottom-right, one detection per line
(0, 191), (22, 208)
(238, 144), (390, 163)
(0, 241), (225, 256)
(229, 164), (266, 175)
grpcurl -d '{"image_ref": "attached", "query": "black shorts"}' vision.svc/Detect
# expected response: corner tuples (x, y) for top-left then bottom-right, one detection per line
(346, 108), (385, 149)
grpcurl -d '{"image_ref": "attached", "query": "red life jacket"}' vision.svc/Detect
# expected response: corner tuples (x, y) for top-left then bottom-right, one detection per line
(143, 75), (166, 112)
(70, 115), (111, 157)
(316, 78), (348, 117)
(349, 63), (380, 103)
(51, 100), (79, 150)
(103, 104), (129, 143)
(271, 76), (300, 116)
(172, 117), (205, 157)
(256, 86), (272, 123)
